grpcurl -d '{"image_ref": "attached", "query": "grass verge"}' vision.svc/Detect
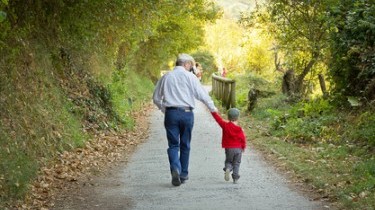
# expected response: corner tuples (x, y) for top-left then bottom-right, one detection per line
(241, 95), (375, 210)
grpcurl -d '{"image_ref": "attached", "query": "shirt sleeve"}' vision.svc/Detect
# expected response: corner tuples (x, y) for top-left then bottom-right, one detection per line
(152, 77), (165, 113)
(193, 79), (217, 112)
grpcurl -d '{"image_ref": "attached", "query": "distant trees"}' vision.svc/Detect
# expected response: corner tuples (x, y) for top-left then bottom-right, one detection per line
(0, 0), (221, 79)
(328, 0), (375, 102)
(242, 0), (330, 98)
(241, 0), (374, 105)
(204, 17), (246, 73)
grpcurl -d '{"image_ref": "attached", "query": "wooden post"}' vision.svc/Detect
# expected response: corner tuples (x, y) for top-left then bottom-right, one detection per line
(223, 83), (229, 108)
(230, 81), (236, 108)
(212, 77), (216, 97)
(211, 74), (236, 109)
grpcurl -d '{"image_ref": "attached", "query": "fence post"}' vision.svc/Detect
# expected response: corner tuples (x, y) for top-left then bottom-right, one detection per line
(223, 82), (228, 108)
(211, 74), (236, 109)
(230, 81), (236, 108)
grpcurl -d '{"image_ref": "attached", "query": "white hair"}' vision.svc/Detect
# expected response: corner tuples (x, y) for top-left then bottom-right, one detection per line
(176, 53), (195, 66)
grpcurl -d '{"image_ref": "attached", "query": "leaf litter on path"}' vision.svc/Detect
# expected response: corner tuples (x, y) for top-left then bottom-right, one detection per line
(14, 105), (153, 210)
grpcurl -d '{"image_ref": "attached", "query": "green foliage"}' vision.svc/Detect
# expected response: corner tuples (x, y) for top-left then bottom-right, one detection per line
(126, 0), (221, 80)
(264, 108), (285, 130)
(0, 11), (5, 22)
(242, 0), (332, 97)
(0, 51), (87, 203)
(233, 74), (258, 109)
(233, 72), (281, 112)
(248, 109), (375, 209)
(0, 133), (38, 201)
(109, 70), (154, 129)
(347, 111), (375, 147)
(328, 0), (375, 101)
(282, 117), (329, 142)
(264, 96), (375, 147)
(191, 50), (217, 83)
(236, 91), (248, 108)
(235, 16), (275, 78)
(268, 98), (339, 142)
(292, 98), (334, 118)
(244, 43), (273, 76)
(235, 8), (375, 200)
(241, 0), (374, 102)
(0, 0), (221, 207)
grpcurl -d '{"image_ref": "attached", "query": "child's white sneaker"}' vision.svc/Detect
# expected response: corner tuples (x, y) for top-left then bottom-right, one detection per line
(224, 168), (230, 181)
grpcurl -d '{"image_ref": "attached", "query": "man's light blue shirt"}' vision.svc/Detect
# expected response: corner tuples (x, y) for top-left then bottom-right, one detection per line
(153, 66), (217, 113)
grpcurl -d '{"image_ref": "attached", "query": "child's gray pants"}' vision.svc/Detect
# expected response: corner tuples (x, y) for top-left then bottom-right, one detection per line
(224, 148), (242, 180)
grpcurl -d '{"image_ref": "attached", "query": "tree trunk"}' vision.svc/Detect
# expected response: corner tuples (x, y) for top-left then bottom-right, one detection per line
(282, 69), (295, 96)
(294, 52), (319, 95)
(318, 74), (328, 98)
(274, 47), (285, 73)
(247, 88), (259, 111)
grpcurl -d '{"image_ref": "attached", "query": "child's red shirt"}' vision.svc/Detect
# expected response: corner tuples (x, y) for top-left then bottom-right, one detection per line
(211, 112), (247, 150)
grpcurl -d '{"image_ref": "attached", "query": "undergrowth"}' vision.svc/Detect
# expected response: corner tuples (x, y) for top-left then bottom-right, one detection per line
(0, 45), (87, 205)
(109, 70), (154, 129)
(231, 73), (375, 209)
(0, 43), (154, 207)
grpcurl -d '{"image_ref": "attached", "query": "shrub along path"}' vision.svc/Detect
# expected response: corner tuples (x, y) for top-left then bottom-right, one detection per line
(52, 96), (330, 209)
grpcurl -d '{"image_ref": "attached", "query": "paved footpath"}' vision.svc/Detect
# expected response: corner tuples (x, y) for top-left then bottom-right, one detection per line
(117, 99), (326, 210)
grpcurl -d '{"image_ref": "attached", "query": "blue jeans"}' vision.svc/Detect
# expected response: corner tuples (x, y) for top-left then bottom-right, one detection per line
(164, 108), (194, 178)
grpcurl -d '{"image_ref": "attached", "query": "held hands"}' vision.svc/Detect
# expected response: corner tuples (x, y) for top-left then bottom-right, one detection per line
(212, 107), (219, 113)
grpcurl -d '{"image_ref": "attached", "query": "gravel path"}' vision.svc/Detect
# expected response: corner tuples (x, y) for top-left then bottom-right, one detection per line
(117, 100), (326, 210)
(54, 87), (327, 210)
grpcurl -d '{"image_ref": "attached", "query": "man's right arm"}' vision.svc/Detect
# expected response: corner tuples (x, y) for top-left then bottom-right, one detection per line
(193, 79), (217, 112)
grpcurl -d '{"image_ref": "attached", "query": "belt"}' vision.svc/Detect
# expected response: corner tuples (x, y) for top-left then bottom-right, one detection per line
(166, 107), (193, 112)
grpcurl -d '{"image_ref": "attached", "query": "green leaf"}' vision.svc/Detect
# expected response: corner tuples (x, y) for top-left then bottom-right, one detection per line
(347, 96), (362, 107)
(0, 11), (6, 22)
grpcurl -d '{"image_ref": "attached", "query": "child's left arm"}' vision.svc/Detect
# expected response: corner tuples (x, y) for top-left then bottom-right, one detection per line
(211, 112), (226, 128)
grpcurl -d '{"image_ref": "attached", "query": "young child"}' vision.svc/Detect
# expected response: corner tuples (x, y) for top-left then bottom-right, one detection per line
(211, 108), (247, 184)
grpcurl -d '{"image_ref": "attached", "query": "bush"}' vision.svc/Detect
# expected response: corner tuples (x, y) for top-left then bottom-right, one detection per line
(268, 98), (340, 143)
(234, 73), (281, 112)
(328, 1), (375, 101)
(347, 111), (375, 147)
(109, 70), (154, 129)
(289, 98), (334, 118)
